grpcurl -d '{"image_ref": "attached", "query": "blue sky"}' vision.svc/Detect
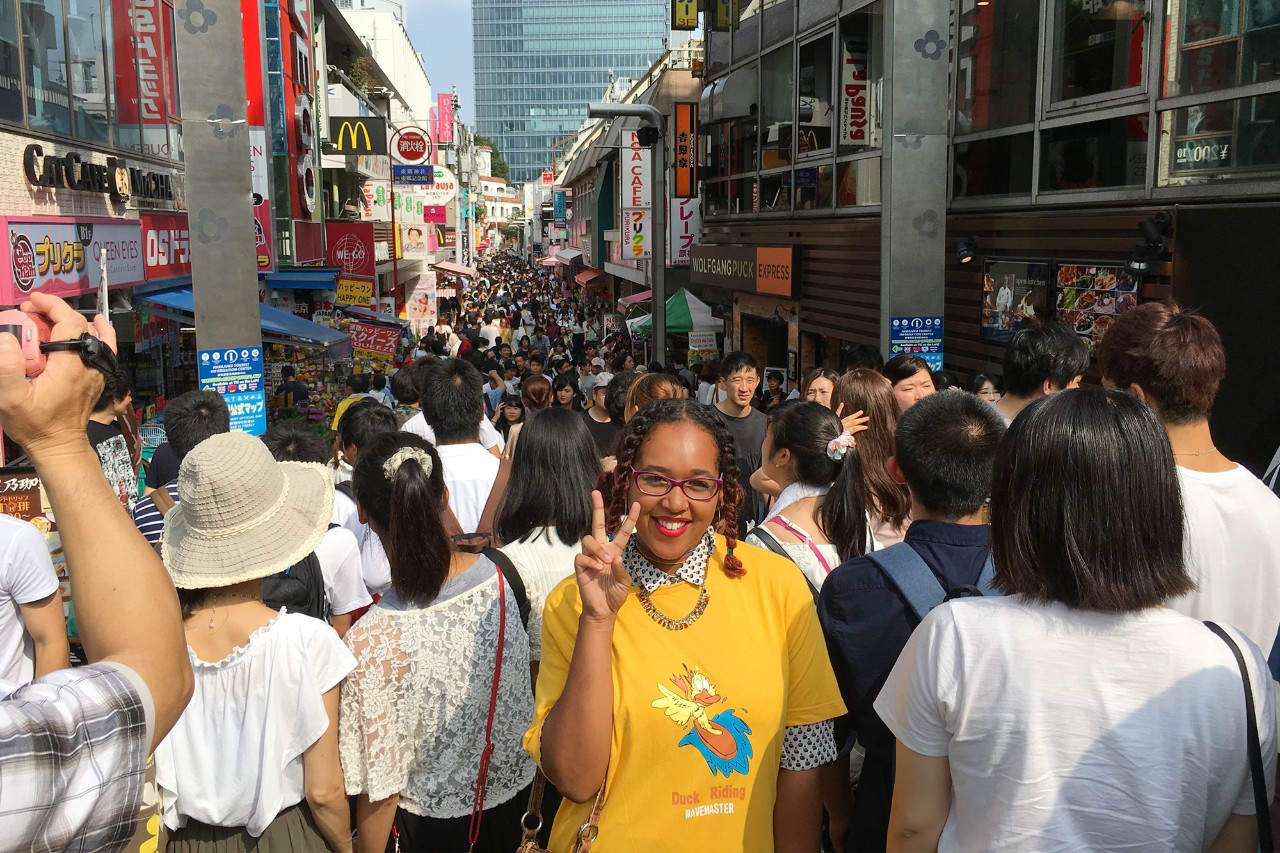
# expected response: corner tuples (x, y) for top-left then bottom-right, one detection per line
(404, 0), (476, 127)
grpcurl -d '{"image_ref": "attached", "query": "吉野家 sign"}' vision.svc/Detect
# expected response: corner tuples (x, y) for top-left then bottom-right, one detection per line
(889, 316), (944, 372)
(328, 116), (387, 155)
(673, 103), (699, 199)
(198, 346), (267, 436)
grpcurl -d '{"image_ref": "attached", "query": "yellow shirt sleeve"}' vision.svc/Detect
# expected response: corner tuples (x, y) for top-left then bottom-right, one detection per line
(523, 574), (581, 766)
(780, 565), (848, 727)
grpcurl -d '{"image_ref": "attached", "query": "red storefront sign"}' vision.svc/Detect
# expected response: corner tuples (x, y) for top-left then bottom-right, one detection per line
(0, 217), (144, 306)
(350, 322), (399, 355)
(325, 222), (376, 279)
(294, 221), (324, 264)
(113, 0), (175, 126)
(140, 213), (191, 280)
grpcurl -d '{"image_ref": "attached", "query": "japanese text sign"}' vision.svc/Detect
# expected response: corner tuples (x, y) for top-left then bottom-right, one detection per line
(673, 103), (699, 198)
(198, 347), (266, 436)
(350, 322), (399, 356)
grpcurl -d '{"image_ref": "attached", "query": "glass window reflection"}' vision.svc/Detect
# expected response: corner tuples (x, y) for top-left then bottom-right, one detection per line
(798, 35), (833, 156)
(1051, 0), (1147, 102)
(955, 0), (1040, 134)
(22, 0), (70, 135)
(68, 0), (109, 143)
(0, 0), (20, 124)
(761, 44), (794, 169)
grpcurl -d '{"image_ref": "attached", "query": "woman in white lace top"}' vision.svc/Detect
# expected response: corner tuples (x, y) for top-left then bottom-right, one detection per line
(745, 402), (878, 591)
(340, 434), (535, 853)
(493, 407), (601, 664)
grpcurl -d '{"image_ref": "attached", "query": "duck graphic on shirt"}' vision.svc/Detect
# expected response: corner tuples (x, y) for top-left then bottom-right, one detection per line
(652, 664), (753, 777)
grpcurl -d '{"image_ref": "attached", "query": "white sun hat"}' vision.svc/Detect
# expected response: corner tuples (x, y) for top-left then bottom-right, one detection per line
(161, 432), (334, 590)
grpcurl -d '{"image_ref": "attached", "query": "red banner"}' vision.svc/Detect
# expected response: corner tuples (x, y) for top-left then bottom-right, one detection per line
(325, 222), (376, 279)
(140, 213), (191, 280)
(350, 322), (399, 355)
(114, 0), (172, 126)
(437, 94), (454, 144)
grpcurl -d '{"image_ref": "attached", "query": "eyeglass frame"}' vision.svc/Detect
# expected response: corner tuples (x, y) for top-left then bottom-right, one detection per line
(627, 467), (724, 502)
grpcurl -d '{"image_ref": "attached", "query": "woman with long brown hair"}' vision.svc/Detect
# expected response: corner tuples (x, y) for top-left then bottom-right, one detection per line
(832, 369), (912, 546)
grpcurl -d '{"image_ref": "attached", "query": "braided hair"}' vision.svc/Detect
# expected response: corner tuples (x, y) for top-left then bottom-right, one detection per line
(604, 398), (746, 577)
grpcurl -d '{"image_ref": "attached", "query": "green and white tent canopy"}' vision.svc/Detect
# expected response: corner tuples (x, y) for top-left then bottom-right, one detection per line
(632, 288), (717, 336)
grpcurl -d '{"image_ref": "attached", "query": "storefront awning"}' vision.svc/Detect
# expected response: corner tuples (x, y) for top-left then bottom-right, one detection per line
(135, 287), (348, 349)
(539, 257), (559, 267)
(432, 261), (478, 279)
(259, 269), (340, 291)
(341, 305), (405, 327)
(618, 289), (652, 307)
(555, 247), (584, 263)
(575, 267), (605, 286)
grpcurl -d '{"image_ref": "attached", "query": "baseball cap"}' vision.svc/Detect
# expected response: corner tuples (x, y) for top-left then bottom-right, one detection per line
(591, 357), (605, 367)
(594, 371), (614, 391)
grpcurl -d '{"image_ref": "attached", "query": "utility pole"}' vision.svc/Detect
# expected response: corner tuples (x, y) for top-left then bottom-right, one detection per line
(588, 102), (668, 364)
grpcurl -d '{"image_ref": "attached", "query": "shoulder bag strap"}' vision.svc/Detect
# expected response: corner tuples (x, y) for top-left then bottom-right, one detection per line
(768, 516), (834, 575)
(864, 544), (948, 621)
(151, 484), (176, 517)
(575, 780), (608, 853)
(1205, 620), (1275, 853)
(747, 524), (821, 604)
(484, 547), (531, 629)
(467, 568), (507, 852)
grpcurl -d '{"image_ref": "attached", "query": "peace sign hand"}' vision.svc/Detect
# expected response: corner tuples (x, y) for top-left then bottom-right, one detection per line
(575, 491), (640, 622)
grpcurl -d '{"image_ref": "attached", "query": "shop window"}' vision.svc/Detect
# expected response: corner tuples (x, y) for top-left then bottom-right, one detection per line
(704, 180), (731, 216)
(763, 0), (793, 47)
(1159, 91), (1280, 184)
(955, 0), (1040, 134)
(838, 6), (884, 154)
(733, 175), (758, 213)
(953, 132), (1034, 196)
(1041, 114), (1147, 190)
(800, 0), (837, 31)
(1051, 0), (1148, 103)
(794, 163), (834, 209)
(22, 0), (70, 135)
(68, 0), (109, 143)
(761, 170), (792, 211)
(707, 26), (730, 77)
(761, 44), (795, 170)
(1166, 0), (1280, 97)
(798, 35), (834, 157)
(0, 0), (19, 124)
(705, 113), (759, 181)
(836, 156), (881, 206)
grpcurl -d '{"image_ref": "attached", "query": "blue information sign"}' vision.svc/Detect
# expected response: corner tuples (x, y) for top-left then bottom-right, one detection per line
(197, 347), (267, 436)
(889, 316), (944, 372)
(392, 164), (435, 185)
(553, 190), (567, 228)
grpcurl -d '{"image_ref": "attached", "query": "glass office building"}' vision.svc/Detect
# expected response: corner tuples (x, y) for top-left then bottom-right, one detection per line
(473, 0), (669, 185)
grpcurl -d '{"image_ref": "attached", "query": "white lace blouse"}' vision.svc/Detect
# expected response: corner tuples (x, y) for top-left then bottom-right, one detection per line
(155, 612), (356, 836)
(339, 555), (536, 818)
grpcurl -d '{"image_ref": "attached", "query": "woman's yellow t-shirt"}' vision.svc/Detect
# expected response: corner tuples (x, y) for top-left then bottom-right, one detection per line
(524, 537), (847, 852)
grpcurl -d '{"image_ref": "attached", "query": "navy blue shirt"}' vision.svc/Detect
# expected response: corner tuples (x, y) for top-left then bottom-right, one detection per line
(817, 519), (992, 852)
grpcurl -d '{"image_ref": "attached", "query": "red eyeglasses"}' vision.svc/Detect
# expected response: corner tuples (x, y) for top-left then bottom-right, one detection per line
(629, 468), (723, 501)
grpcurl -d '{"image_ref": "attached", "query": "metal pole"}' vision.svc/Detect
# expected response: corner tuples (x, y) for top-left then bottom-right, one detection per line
(652, 130), (667, 366)
(388, 94), (398, 316)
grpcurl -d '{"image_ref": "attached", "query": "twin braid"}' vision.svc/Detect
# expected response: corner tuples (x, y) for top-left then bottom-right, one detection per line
(606, 400), (747, 579)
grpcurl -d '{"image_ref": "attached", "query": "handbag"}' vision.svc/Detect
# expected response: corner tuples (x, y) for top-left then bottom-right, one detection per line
(1205, 621), (1276, 853)
(517, 770), (606, 853)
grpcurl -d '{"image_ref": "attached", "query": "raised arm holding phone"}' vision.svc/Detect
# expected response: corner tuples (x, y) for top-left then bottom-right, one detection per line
(0, 293), (193, 851)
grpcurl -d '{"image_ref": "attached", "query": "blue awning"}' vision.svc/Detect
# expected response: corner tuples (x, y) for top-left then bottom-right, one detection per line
(135, 287), (348, 349)
(259, 269), (340, 290)
(341, 305), (405, 327)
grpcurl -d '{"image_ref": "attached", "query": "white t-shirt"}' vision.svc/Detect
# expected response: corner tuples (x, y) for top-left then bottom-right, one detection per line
(434, 443), (499, 533)
(496, 527), (579, 661)
(314, 526), (373, 616)
(156, 612), (356, 836)
(1166, 464), (1280, 653)
(0, 515), (60, 687)
(338, 501), (392, 597)
(875, 595), (1277, 853)
(401, 411), (505, 452)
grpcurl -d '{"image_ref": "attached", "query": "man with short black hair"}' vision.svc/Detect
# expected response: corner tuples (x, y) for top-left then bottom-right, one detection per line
(330, 373), (376, 430)
(715, 352), (769, 531)
(276, 365), (310, 408)
(994, 321), (1089, 424)
(419, 359), (500, 531)
(132, 390), (231, 545)
(87, 369), (137, 513)
(818, 391), (1007, 852)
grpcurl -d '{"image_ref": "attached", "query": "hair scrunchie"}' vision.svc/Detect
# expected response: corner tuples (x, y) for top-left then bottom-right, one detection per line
(826, 431), (857, 462)
(382, 447), (433, 480)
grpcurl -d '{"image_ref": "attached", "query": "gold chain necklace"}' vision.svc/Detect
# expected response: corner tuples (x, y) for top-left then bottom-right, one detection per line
(635, 585), (710, 631)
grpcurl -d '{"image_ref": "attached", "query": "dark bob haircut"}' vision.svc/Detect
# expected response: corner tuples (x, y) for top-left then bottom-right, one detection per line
(1001, 321), (1089, 398)
(991, 387), (1192, 611)
(495, 407), (601, 547)
(882, 354), (931, 385)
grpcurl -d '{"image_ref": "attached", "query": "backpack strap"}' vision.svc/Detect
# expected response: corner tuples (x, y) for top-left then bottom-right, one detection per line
(483, 547), (531, 629)
(746, 525), (821, 605)
(335, 480), (355, 502)
(864, 544), (948, 621)
(151, 484), (176, 517)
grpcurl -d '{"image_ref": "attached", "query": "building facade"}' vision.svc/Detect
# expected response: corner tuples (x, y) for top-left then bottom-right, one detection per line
(472, 0), (670, 184)
(684, 0), (1280, 474)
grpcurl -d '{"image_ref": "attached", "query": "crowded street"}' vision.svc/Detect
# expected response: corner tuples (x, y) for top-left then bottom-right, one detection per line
(1, 1), (1280, 852)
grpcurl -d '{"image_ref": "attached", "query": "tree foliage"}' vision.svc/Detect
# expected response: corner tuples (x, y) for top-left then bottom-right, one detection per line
(473, 134), (510, 182)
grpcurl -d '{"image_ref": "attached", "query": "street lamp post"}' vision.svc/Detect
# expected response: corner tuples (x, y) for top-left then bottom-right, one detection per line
(587, 102), (668, 365)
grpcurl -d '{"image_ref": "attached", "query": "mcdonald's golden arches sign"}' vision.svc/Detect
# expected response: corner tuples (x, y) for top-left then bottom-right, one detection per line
(328, 116), (387, 155)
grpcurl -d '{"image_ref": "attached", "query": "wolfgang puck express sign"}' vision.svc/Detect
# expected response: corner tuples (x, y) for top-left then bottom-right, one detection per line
(690, 245), (793, 297)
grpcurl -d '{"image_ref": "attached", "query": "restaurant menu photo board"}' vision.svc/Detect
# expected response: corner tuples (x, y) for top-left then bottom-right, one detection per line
(1054, 262), (1139, 354)
(980, 259), (1051, 344)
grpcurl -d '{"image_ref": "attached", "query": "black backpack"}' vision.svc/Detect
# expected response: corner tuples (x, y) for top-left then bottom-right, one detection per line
(262, 525), (337, 620)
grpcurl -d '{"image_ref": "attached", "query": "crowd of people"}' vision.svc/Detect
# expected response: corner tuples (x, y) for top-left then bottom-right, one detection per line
(3, 252), (1280, 853)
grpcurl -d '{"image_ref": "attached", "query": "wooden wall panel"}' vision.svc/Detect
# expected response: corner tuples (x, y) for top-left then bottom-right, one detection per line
(699, 215), (883, 345)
